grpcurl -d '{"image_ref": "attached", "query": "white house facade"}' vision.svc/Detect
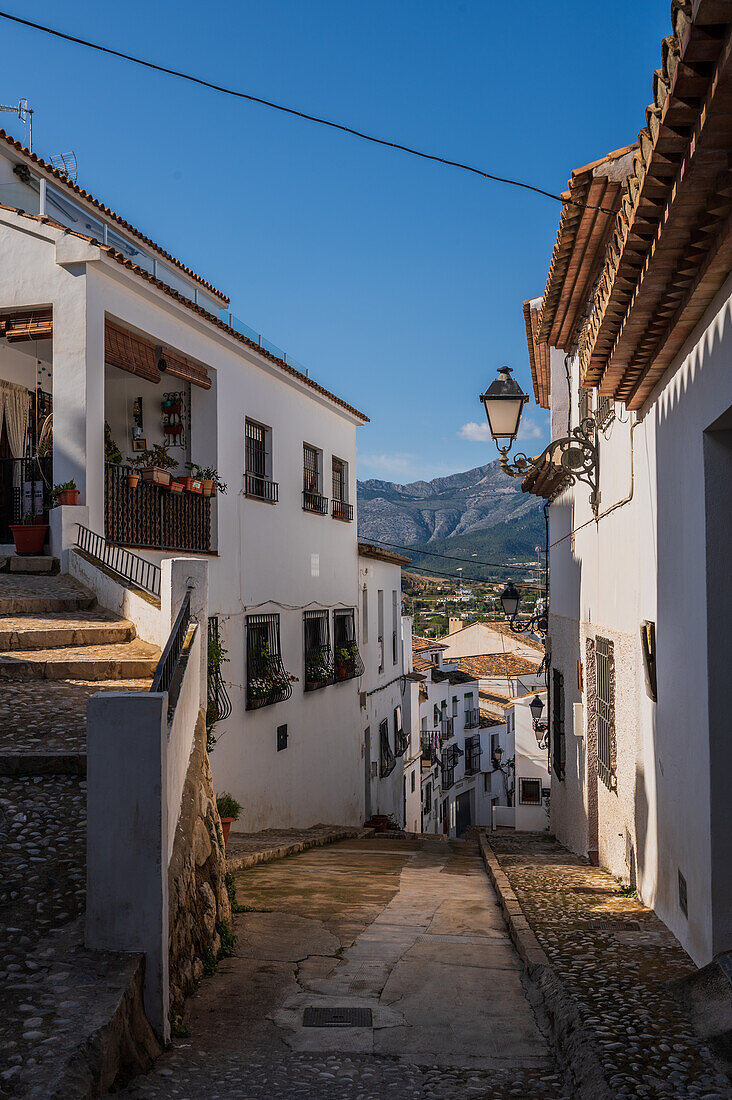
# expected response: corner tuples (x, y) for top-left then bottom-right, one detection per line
(517, 0), (732, 967)
(0, 127), (370, 832)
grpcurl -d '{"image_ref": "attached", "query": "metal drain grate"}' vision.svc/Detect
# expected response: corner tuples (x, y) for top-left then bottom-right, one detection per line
(303, 1007), (373, 1028)
(586, 920), (641, 931)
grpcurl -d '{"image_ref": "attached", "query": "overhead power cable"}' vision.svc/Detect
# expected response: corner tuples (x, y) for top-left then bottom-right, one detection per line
(0, 9), (614, 214)
(402, 560), (544, 588)
(360, 537), (532, 572)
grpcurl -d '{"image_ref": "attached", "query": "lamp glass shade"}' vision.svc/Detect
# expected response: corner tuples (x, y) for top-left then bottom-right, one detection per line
(493, 746), (504, 764)
(500, 582), (520, 619)
(529, 695), (544, 722)
(479, 366), (528, 441)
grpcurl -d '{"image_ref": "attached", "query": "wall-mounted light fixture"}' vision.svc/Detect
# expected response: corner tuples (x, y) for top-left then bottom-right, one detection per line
(480, 366), (600, 516)
(529, 694), (549, 749)
(498, 581), (547, 636)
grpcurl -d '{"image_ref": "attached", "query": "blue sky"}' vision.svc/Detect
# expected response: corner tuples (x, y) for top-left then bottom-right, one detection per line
(2, 1), (669, 481)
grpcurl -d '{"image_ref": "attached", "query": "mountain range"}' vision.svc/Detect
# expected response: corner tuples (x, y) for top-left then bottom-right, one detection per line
(357, 460), (544, 579)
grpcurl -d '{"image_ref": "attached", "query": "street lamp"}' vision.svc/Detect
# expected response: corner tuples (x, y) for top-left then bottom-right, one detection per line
(479, 366), (600, 516)
(500, 582), (520, 619)
(497, 581), (548, 636)
(529, 695), (544, 723)
(492, 744), (504, 767)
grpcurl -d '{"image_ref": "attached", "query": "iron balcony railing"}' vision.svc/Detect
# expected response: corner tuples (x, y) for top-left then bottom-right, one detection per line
(245, 472), (279, 503)
(464, 708), (480, 730)
(76, 524), (161, 597)
(331, 499), (353, 522)
(0, 456), (52, 543)
(151, 589), (192, 696)
(105, 464), (211, 553)
(464, 735), (483, 775)
(421, 731), (439, 765)
(303, 490), (328, 514)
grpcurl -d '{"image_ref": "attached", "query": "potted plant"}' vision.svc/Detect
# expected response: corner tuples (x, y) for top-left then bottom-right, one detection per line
(51, 480), (79, 507)
(126, 469), (140, 489)
(181, 462), (204, 493)
(169, 479), (184, 494)
(216, 792), (241, 847)
(132, 444), (177, 487)
(305, 655), (331, 690)
(188, 464), (227, 498)
(10, 512), (49, 555)
(104, 422), (123, 465)
(161, 397), (181, 416)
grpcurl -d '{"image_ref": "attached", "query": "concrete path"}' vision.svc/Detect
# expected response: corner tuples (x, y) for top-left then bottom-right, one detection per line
(116, 836), (570, 1098)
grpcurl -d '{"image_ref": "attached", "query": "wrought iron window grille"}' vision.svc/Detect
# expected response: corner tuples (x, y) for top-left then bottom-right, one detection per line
(207, 616), (231, 745)
(333, 608), (364, 682)
(464, 735), (483, 775)
(303, 489), (328, 514)
(304, 610), (334, 691)
(246, 613), (292, 710)
(380, 719), (396, 777)
(441, 747), (456, 791)
(464, 708), (480, 730)
(245, 472), (279, 503)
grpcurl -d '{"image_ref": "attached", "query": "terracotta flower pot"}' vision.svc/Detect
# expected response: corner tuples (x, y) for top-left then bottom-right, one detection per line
(10, 524), (48, 555)
(126, 473), (140, 488)
(181, 477), (202, 494)
(141, 466), (171, 487)
(57, 489), (79, 506)
(220, 817), (234, 846)
(202, 479), (214, 497)
(169, 480), (184, 493)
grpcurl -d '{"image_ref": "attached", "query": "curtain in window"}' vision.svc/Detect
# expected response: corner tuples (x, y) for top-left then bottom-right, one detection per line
(0, 381), (30, 458)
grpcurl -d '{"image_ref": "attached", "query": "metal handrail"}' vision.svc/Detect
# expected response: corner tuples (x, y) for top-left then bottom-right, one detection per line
(302, 490), (328, 514)
(76, 524), (161, 597)
(151, 589), (192, 694)
(245, 472), (279, 503)
(331, 499), (353, 522)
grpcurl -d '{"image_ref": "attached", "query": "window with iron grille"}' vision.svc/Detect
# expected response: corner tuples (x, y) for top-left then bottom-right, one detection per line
(392, 590), (398, 665)
(520, 778), (541, 805)
(596, 395), (614, 429)
(464, 734), (482, 775)
(206, 616), (232, 749)
(333, 608), (364, 681)
(332, 457), (346, 501)
(303, 610), (333, 691)
(424, 782), (432, 813)
(441, 746), (456, 790)
(377, 589), (384, 673)
(579, 387), (590, 423)
(380, 718), (396, 777)
(245, 419), (278, 502)
(302, 443), (326, 513)
(596, 636), (616, 789)
(551, 668), (565, 779)
(394, 705), (408, 756)
(246, 613), (292, 709)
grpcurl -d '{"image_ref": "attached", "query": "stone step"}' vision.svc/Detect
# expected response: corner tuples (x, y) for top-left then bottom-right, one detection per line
(0, 573), (96, 614)
(0, 610), (136, 650)
(0, 554), (59, 574)
(0, 639), (160, 682)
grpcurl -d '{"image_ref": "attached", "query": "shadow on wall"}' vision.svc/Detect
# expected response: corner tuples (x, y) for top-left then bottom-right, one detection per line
(655, 291), (732, 964)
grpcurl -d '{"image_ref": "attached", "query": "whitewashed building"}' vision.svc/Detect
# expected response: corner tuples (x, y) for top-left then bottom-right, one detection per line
(0, 126), (370, 831)
(358, 543), (413, 827)
(516, 0), (732, 966)
(485, 692), (550, 833)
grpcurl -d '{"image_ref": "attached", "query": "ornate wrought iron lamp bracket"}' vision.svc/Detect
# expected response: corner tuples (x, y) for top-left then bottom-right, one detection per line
(497, 417), (600, 516)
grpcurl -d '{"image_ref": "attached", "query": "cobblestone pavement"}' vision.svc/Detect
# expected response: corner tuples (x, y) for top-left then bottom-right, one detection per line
(0, 679), (151, 753)
(489, 832), (732, 1100)
(0, 775), (86, 1095)
(225, 825), (366, 869)
(116, 837), (573, 1099)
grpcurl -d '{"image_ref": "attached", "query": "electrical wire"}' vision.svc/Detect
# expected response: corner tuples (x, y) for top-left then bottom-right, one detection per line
(359, 537), (533, 572)
(0, 9), (616, 215)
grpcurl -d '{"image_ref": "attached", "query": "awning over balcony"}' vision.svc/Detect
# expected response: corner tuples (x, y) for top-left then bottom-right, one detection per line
(104, 319), (211, 389)
(0, 308), (53, 343)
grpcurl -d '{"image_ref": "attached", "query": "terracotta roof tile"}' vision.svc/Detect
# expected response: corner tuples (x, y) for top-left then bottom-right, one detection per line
(523, 297), (551, 409)
(454, 654), (541, 679)
(0, 128), (229, 303)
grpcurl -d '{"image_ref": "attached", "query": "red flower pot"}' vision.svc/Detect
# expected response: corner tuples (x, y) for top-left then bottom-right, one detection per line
(220, 817), (234, 846)
(181, 477), (203, 494)
(57, 489), (79, 506)
(169, 480), (184, 493)
(126, 474), (140, 489)
(202, 479), (214, 497)
(10, 524), (48, 555)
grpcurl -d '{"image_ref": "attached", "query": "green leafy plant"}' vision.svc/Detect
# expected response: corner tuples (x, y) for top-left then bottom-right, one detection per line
(216, 920), (237, 958)
(104, 422), (122, 465)
(186, 463), (227, 494)
(132, 443), (177, 471)
(216, 792), (242, 820)
(225, 870), (246, 914)
(50, 480), (78, 506)
(201, 945), (217, 976)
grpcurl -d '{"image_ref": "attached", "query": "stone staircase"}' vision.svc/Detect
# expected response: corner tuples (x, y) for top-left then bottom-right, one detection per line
(0, 560), (163, 1098)
(0, 563), (160, 777)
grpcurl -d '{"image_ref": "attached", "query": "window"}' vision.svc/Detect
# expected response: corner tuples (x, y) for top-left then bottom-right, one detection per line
(303, 610), (332, 691)
(441, 746), (456, 790)
(424, 782), (432, 813)
(331, 457), (353, 521)
(596, 395), (614, 429)
(520, 778), (541, 805)
(333, 608), (364, 681)
(245, 419), (278, 502)
(379, 718), (396, 777)
(596, 637), (616, 790)
(377, 589), (384, 673)
(579, 386), (590, 423)
(551, 668), (565, 779)
(464, 734), (482, 775)
(640, 621), (657, 702)
(452, 696), (458, 717)
(392, 590), (399, 665)
(394, 705), (407, 756)
(361, 587), (369, 645)
(464, 692), (478, 729)
(411, 769), (415, 792)
(303, 444), (327, 513)
(207, 617), (232, 738)
(246, 614), (292, 709)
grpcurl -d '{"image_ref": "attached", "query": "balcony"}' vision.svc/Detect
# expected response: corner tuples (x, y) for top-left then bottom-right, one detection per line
(303, 490), (328, 515)
(105, 464), (211, 553)
(421, 732), (438, 765)
(464, 735), (483, 775)
(441, 717), (454, 742)
(245, 472), (279, 503)
(464, 708), (480, 730)
(331, 499), (353, 522)
(395, 728), (409, 757)
(441, 748), (456, 791)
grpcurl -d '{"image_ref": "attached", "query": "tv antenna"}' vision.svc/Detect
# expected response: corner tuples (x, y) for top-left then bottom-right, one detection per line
(0, 98), (33, 150)
(48, 152), (77, 182)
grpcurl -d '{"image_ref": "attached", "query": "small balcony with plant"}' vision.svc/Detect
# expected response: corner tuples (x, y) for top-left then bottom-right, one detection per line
(246, 613), (294, 710)
(333, 608), (364, 682)
(303, 610), (334, 691)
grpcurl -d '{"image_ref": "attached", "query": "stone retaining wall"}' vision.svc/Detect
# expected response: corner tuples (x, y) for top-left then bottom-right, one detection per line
(168, 712), (231, 1022)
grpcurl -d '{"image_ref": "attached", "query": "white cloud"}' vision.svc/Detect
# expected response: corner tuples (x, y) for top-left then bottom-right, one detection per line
(358, 452), (456, 482)
(458, 416), (545, 445)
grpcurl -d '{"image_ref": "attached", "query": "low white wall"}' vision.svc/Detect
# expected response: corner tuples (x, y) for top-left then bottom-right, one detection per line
(166, 628), (202, 863)
(493, 805), (515, 828)
(69, 548), (162, 646)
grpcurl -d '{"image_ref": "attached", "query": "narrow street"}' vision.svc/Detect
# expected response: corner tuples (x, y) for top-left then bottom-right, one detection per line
(117, 836), (570, 1099)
